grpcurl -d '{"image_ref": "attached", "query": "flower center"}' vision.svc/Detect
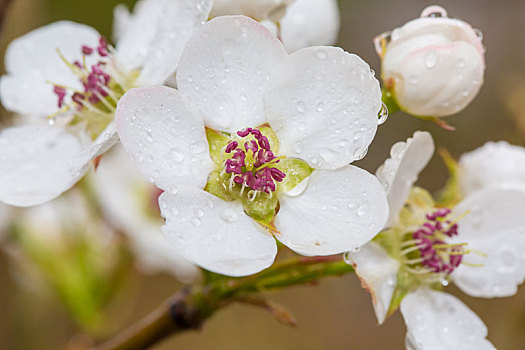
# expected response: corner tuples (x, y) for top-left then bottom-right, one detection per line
(50, 37), (136, 139)
(222, 127), (286, 199)
(400, 208), (470, 282)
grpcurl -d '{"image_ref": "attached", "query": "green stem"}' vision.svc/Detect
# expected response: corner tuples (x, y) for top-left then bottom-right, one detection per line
(93, 256), (353, 350)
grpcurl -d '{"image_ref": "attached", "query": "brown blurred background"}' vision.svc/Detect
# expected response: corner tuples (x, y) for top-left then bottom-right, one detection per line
(0, 0), (525, 349)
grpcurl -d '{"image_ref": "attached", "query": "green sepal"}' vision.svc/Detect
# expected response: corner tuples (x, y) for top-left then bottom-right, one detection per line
(204, 170), (235, 201)
(242, 192), (279, 225)
(275, 157), (314, 193)
(205, 128), (231, 166)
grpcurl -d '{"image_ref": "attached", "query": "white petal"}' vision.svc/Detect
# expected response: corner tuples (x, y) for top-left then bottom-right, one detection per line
(450, 189), (525, 297)
(0, 21), (100, 116)
(280, 0), (340, 53)
(401, 288), (495, 350)
(112, 4), (132, 42)
(177, 15), (287, 132)
(459, 141), (525, 195)
(116, 86), (214, 192)
(210, 0), (290, 20)
(115, 0), (212, 86)
(275, 165), (389, 255)
(159, 188), (277, 277)
(265, 46), (381, 169)
(376, 131), (434, 227)
(91, 145), (200, 282)
(382, 16), (484, 117)
(346, 241), (399, 324)
(0, 125), (88, 207)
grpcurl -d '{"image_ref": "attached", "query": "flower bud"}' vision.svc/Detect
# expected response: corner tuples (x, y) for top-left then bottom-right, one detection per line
(376, 6), (485, 117)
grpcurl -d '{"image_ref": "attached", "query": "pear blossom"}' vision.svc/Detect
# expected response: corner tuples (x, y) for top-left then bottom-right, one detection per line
(116, 16), (389, 276)
(375, 5), (485, 118)
(458, 141), (525, 196)
(0, 0), (212, 207)
(347, 131), (525, 349)
(91, 145), (200, 283)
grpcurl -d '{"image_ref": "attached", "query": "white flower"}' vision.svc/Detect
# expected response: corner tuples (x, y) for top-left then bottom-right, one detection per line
(459, 141), (525, 196)
(116, 16), (389, 277)
(90, 145), (200, 283)
(347, 131), (525, 349)
(0, 0), (212, 207)
(376, 5), (485, 117)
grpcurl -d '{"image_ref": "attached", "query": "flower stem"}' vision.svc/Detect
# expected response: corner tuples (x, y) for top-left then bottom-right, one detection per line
(92, 256), (353, 350)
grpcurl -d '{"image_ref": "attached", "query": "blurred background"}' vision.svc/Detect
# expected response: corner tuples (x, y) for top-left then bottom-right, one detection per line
(0, 0), (524, 349)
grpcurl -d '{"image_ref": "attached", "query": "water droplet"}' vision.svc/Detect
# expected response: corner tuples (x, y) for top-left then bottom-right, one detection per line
(146, 130), (153, 143)
(420, 5), (447, 18)
(298, 122), (306, 131)
(353, 147), (368, 160)
(441, 279), (449, 286)
(425, 49), (437, 68)
(48, 117), (56, 126)
(474, 28), (483, 41)
(170, 148), (185, 162)
(194, 208), (205, 218)
(458, 58), (466, 68)
(316, 102), (325, 112)
(357, 203), (368, 217)
(408, 75), (419, 85)
(168, 185), (178, 194)
(191, 141), (206, 154)
(293, 141), (303, 153)
(221, 208), (238, 223)
(296, 101), (306, 113)
(343, 251), (353, 265)
(377, 102), (388, 125)
(351, 245), (361, 253)
(224, 65), (231, 73)
(191, 217), (201, 226)
(316, 49), (327, 60)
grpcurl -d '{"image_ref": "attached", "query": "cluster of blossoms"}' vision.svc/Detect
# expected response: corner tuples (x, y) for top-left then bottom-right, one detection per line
(1, 1), (524, 349)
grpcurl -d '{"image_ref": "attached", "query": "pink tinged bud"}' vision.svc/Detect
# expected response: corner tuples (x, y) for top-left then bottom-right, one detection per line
(81, 45), (93, 55)
(225, 141), (238, 153)
(378, 5), (485, 118)
(53, 86), (66, 108)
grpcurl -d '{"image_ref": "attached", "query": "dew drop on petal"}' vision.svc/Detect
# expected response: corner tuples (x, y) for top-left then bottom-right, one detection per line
(353, 147), (368, 160)
(296, 101), (306, 114)
(221, 208), (238, 223)
(378, 102), (389, 125)
(170, 148), (185, 162)
(425, 49), (438, 68)
(316, 49), (328, 60)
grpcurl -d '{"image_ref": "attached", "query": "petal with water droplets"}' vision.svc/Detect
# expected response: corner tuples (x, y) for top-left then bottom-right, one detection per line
(275, 165), (389, 255)
(116, 86), (214, 191)
(459, 141), (525, 195)
(159, 187), (277, 277)
(376, 131), (434, 227)
(115, 0), (212, 85)
(450, 189), (525, 298)
(0, 125), (88, 207)
(265, 46), (381, 169)
(177, 16), (287, 133)
(401, 288), (495, 350)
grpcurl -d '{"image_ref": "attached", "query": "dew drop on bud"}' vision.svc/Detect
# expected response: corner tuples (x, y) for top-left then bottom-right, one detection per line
(378, 102), (388, 125)
(420, 5), (448, 18)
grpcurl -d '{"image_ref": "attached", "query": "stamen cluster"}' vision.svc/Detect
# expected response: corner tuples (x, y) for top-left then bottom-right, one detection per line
(53, 37), (113, 111)
(411, 208), (463, 274)
(224, 128), (285, 194)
